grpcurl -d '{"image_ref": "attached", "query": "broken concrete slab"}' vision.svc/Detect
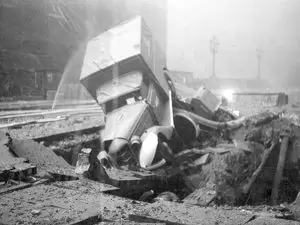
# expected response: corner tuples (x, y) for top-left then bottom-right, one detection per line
(8, 138), (80, 181)
(0, 157), (29, 179)
(9, 139), (71, 169)
(7, 162), (37, 181)
(0, 154), (36, 182)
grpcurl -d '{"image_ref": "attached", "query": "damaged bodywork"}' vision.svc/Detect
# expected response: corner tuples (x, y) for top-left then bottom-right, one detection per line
(79, 16), (231, 171)
(78, 16), (251, 173)
(80, 16), (176, 170)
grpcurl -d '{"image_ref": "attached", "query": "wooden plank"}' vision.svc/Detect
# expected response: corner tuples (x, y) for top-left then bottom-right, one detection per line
(0, 182), (31, 195)
(129, 214), (183, 225)
(242, 142), (277, 195)
(271, 134), (290, 205)
(52, 180), (120, 193)
(0, 179), (48, 195)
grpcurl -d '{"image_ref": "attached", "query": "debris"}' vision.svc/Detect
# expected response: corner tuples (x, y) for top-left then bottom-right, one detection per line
(7, 136), (80, 182)
(250, 111), (280, 127)
(183, 184), (216, 206)
(233, 140), (265, 153)
(153, 192), (180, 203)
(47, 166), (78, 181)
(0, 181), (31, 195)
(87, 152), (113, 185)
(128, 214), (185, 225)
(241, 140), (278, 195)
(184, 141), (267, 205)
(0, 133), (37, 183)
(198, 146), (231, 155)
(233, 110), (240, 117)
(0, 177), (48, 196)
(189, 86), (222, 120)
(289, 192), (300, 221)
(7, 162), (37, 181)
(0, 131), (16, 165)
(81, 148), (92, 154)
(271, 128), (292, 205)
(139, 190), (155, 201)
(173, 107), (246, 131)
(31, 209), (41, 216)
(233, 140), (251, 152)
(75, 149), (91, 175)
(192, 153), (210, 166)
(271, 204), (294, 220)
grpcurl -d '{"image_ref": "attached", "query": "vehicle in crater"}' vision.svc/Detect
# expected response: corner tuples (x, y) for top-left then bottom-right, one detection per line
(80, 16), (223, 171)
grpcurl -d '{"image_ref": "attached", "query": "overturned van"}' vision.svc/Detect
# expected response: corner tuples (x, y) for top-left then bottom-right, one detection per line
(80, 16), (175, 169)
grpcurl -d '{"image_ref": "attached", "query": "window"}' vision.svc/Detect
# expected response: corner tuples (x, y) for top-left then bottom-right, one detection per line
(96, 71), (143, 104)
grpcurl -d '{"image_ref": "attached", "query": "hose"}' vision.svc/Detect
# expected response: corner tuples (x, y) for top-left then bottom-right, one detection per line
(174, 108), (245, 130)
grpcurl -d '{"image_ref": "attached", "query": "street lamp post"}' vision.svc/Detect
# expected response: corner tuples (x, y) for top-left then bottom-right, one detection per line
(210, 36), (219, 78)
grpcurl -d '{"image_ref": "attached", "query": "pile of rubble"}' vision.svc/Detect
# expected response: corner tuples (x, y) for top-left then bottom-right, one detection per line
(2, 108), (300, 223)
(185, 111), (300, 206)
(74, 109), (300, 211)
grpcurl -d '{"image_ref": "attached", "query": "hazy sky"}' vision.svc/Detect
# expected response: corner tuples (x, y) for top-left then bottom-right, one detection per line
(167, 0), (300, 79)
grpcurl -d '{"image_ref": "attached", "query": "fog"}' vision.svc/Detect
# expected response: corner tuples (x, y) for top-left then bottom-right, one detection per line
(167, 0), (300, 81)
